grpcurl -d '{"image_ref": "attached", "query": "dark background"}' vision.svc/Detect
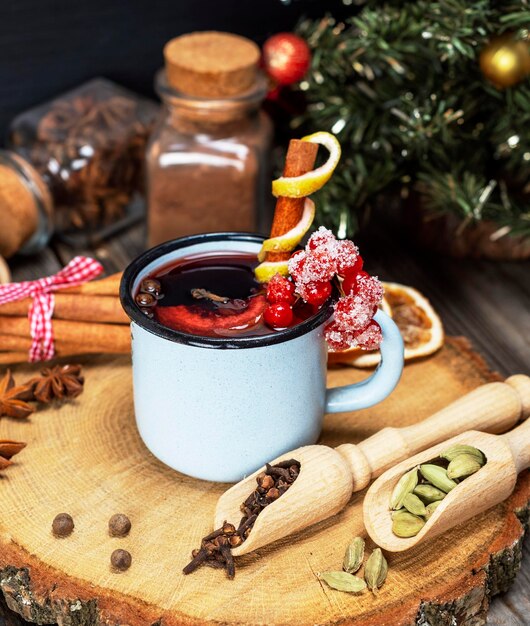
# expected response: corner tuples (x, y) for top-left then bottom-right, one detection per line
(0, 0), (347, 141)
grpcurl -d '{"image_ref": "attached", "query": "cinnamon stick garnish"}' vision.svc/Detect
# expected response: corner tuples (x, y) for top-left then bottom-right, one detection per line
(267, 140), (318, 262)
(0, 294), (128, 325)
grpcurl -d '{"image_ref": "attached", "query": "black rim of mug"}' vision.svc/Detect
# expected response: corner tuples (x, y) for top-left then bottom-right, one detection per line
(120, 232), (336, 349)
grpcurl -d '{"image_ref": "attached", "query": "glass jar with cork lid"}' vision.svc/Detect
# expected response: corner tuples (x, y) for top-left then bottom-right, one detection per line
(146, 31), (273, 247)
(7, 78), (158, 249)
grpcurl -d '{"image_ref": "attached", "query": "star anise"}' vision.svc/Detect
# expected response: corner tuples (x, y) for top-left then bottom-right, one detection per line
(29, 364), (84, 404)
(0, 370), (35, 419)
(0, 440), (26, 471)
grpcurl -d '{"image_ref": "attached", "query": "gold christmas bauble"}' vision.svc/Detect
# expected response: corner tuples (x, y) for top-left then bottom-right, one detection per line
(479, 33), (530, 89)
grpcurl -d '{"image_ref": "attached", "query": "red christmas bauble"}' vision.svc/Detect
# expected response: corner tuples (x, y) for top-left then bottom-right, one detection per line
(262, 33), (311, 85)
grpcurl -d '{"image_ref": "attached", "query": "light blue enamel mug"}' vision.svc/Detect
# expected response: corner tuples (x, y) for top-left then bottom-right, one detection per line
(120, 233), (404, 482)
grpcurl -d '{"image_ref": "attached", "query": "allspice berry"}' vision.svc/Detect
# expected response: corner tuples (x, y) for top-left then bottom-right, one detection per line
(108, 513), (131, 538)
(111, 548), (132, 571)
(135, 292), (156, 308)
(52, 513), (74, 537)
(140, 278), (161, 296)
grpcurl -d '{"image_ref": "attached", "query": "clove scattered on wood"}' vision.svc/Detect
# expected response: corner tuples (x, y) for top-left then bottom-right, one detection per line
(183, 459), (300, 579)
(190, 288), (229, 303)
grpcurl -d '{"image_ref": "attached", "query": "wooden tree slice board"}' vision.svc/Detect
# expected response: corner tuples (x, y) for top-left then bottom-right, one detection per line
(0, 337), (528, 626)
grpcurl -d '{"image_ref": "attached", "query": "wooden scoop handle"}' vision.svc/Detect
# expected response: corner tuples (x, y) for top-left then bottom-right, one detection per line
(337, 375), (530, 491)
(502, 410), (530, 474)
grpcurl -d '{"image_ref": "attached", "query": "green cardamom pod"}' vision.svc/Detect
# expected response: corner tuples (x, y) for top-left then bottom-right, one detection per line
(413, 484), (447, 503)
(343, 536), (365, 574)
(319, 571), (367, 593)
(364, 548), (388, 594)
(440, 444), (485, 465)
(420, 464), (458, 493)
(424, 500), (441, 520)
(447, 453), (483, 480)
(402, 493), (427, 516)
(390, 467), (418, 510)
(392, 511), (425, 538)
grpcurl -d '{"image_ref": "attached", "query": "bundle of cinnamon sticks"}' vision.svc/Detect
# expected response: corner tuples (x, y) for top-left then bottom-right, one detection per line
(0, 272), (130, 364)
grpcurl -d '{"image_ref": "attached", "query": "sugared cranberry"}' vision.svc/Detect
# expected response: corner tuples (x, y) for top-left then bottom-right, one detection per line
(355, 272), (384, 305)
(324, 321), (352, 351)
(264, 303), (294, 329)
(342, 269), (369, 295)
(288, 250), (307, 281)
(334, 292), (374, 331)
(342, 273), (357, 296)
(303, 281), (332, 307)
(266, 274), (295, 305)
(335, 241), (361, 277)
(338, 254), (363, 281)
(304, 248), (336, 282)
(354, 320), (383, 350)
(307, 226), (337, 251)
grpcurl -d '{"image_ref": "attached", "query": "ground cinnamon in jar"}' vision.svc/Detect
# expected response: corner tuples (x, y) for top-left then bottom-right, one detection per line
(147, 31), (273, 246)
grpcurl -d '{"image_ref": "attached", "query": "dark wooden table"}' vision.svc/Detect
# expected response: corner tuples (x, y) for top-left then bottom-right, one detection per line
(3, 217), (530, 625)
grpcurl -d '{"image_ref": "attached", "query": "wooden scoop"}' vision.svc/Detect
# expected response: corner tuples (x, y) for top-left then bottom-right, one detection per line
(214, 375), (530, 556)
(364, 389), (530, 552)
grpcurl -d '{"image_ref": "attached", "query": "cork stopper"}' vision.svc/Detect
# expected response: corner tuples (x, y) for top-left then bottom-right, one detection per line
(164, 31), (261, 98)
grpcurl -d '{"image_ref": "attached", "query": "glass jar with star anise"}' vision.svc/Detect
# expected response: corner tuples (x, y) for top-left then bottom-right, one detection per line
(7, 78), (159, 247)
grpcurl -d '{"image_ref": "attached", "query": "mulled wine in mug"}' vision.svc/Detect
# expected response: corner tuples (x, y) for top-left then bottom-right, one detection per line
(120, 233), (404, 482)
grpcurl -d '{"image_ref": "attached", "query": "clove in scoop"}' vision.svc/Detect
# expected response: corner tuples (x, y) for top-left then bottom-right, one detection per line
(183, 459), (300, 579)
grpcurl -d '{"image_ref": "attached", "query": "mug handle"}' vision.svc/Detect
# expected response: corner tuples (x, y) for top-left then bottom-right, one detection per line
(325, 310), (404, 413)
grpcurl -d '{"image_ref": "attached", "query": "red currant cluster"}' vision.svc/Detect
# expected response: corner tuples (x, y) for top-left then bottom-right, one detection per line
(262, 228), (384, 350)
(289, 227), (384, 351)
(264, 274), (296, 328)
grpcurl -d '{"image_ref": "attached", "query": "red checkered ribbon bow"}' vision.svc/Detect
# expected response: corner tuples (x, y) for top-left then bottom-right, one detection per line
(0, 256), (103, 362)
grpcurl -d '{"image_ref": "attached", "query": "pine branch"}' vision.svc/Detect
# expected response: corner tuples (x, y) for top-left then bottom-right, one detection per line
(294, 1), (530, 237)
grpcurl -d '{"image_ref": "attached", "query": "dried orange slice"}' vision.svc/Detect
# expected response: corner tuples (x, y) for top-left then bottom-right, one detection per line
(328, 282), (444, 367)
